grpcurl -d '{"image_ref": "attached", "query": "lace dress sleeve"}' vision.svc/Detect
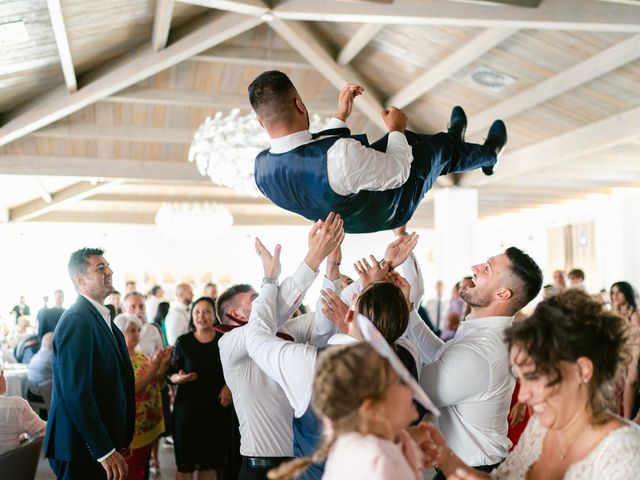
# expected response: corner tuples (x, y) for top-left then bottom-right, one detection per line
(567, 425), (640, 479)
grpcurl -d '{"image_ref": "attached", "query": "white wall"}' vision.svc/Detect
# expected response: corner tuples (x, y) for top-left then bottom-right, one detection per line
(0, 222), (434, 319)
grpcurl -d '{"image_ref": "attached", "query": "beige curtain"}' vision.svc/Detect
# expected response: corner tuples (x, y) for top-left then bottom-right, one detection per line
(547, 222), (597, 283)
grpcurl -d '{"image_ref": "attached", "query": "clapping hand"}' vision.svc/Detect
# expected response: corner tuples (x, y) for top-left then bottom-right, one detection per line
(320, 289), (351, 334)
(171, 369), (197, 385)
(354, 255), (389, 288)
(305, 212), (345, 271)
(255, 237), (282, 280)
(336, 83), (364, 122)
(157, 347), (172, 376)
(383, 231), (418, 269)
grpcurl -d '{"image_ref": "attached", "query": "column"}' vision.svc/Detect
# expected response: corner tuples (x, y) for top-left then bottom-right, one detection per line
(433, 187), (479, 290)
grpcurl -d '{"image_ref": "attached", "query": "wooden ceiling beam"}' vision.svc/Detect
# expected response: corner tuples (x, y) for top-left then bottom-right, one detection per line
(33, 124), (194, 144)
(337, 23), (384, 66)
(0, 12), (264, 147)
(387, 28), (517, 109)
(9, 180), (120, 222)
(0, 155), (209, 183)
(192, 46), (312, 69)
(467, 33), (640, 135)
(177, 0), (269, 15)
(460, 104), (640, 187)
(152, 0), (175, 51)
(103, 87), (337, 113)
(271, 0), (640, 32)
(268, 18), (386, 131)
(46, 0), (77, 92)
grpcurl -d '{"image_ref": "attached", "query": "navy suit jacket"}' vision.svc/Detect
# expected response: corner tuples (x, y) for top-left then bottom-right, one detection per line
(44, 295), (135, 462)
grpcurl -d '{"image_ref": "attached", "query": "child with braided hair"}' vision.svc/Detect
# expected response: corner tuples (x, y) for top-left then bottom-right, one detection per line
(268, 342), (424, 480)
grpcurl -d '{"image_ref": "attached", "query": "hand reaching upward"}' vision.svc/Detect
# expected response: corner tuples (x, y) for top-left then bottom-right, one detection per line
(255, 237), (282, 280)
(384, 231), (418, 269)
(354, 255), (390, 288)
(305, 212), (345, 271)
(336, 83), (364, 122)
(320, 289), (351, 334)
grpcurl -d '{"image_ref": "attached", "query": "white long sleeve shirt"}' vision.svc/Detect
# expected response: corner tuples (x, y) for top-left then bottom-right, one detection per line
(269, 118), (414, 196)
(405, 310), (514, 466)
(219, 261), (319, 456)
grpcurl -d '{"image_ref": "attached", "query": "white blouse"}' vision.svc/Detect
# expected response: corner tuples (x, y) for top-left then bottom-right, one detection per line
(494, 415), (640, 479)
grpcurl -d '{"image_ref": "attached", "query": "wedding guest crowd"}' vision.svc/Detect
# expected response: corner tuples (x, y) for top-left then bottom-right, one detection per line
(3, 214), (639, 480)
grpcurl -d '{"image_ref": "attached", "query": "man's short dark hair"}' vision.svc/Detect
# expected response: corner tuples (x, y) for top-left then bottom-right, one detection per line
(248, 70), (297, 125)
(215, 284), (254, 322)
(151, 285), (162, 296)
(505, 247), (543, 311)
(568, 268), (585, 280)
(205, 282), (217, 288)
(68, 248), (104, 281)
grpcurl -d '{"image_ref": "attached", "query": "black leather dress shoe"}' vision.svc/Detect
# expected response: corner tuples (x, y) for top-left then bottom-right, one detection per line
(447, 106), (467, 143)
(482, 119), (507, 176)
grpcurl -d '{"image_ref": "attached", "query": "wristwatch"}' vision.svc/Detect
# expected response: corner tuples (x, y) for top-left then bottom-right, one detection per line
(262, 277), (278, 287)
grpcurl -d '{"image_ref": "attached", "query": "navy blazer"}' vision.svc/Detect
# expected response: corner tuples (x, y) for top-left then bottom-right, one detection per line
(44, 295), (135, 462)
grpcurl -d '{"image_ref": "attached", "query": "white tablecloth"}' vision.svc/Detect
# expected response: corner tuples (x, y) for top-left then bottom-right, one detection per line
(3, 363), (29, 397)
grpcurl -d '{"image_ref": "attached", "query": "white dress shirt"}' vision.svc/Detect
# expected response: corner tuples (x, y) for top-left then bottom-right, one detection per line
(165, 303), (190, 346)
(269, 118), (414, 196)
(219, 261), (319, 456)
(0, 395), (47, 455)
(406, 311), (514, 466)
(247, 285), (359, 418)
(145, 296), (162, 324)
(138, 323), (164, 357)
(82, 294), (112, 333)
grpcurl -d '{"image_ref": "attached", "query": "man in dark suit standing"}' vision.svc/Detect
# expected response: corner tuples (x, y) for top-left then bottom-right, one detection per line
(45, 248), (135, 480)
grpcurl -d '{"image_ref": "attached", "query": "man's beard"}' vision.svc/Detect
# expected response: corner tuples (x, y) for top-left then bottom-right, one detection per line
(460, 288), (491, 309)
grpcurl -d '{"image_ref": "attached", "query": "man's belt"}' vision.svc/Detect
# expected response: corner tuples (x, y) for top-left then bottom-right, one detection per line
(242, 456), (294, 469)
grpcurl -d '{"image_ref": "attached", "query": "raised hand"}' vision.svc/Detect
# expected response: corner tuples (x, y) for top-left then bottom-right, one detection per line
(381, 106), (407, 133)
(386, 271), (412, 307)
(255, 237), (282, 280)
(305, 212), (345, 271)
(336, 83), (364, 122)
(320, 289), (350, 334)
(384, 231), (418, 269)
(354, 255), (390, 288)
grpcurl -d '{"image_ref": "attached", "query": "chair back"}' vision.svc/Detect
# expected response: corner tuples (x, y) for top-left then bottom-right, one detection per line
(14, 336), (40, 364)
(0, 436), (43, 480)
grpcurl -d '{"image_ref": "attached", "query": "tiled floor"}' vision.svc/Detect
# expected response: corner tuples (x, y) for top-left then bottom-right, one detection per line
(36, 441), (178, 479)
(35, 442), (436, 479)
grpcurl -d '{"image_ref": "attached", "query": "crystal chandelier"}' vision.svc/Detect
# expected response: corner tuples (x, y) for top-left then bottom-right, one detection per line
(189, 109), (330, 196)
(155, 202), (233, 242)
